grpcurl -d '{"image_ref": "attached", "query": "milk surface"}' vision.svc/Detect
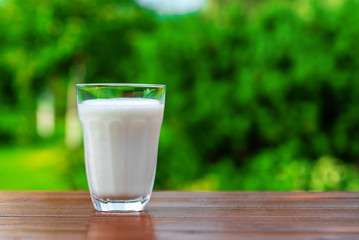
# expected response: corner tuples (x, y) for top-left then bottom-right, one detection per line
(78, 98), (164, 200)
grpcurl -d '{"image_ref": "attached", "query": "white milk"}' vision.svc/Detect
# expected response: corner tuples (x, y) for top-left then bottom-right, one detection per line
(78, 98), (164, 200)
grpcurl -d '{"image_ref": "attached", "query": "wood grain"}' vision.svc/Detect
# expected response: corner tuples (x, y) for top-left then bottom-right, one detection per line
(0, 191), (358, 240)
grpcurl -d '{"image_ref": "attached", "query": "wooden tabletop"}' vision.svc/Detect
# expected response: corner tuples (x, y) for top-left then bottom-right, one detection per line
(0, 191), (358, 240)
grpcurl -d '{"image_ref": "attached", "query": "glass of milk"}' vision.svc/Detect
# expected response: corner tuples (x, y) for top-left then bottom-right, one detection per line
(77, 84), (165, 211)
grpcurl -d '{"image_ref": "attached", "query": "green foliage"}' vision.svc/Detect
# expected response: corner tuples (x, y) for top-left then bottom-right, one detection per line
(131, 0), (359, 190)
(0, 0), (358, 190)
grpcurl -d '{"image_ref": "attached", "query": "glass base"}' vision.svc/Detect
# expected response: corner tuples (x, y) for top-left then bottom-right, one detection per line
(92, 195), (150, 212)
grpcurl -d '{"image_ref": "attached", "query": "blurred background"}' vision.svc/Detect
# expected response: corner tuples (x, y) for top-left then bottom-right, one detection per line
(0, 0), (359, 191)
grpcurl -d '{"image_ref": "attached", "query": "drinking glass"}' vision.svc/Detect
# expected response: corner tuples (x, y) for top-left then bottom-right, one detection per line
(77, 83), (165, 211)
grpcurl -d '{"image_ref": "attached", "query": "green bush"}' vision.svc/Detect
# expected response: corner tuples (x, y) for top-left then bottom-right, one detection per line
(0, 0), (358, 190)
(132, 0), (359, 190)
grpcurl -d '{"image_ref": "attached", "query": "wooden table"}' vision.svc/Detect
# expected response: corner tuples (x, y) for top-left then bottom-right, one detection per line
(0, 191), (358, 240)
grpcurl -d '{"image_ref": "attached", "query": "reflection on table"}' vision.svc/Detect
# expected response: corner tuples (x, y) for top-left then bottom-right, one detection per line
(86, 211), (155, 240)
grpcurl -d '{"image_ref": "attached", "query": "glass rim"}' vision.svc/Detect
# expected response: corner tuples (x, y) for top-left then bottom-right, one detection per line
(76, 83), (165, 88)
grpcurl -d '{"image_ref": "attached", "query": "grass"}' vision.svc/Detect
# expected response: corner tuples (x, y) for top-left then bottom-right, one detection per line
(0, 144), (85, 190)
